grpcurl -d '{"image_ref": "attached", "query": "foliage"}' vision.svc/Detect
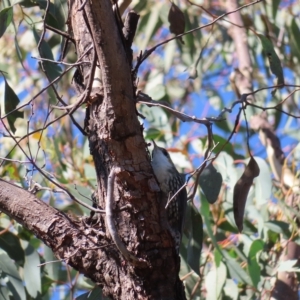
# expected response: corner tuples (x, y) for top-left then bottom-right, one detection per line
(0, 0), (300, 299)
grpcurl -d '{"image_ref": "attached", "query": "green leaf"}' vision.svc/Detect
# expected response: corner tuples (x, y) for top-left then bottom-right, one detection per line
(214, 152), (237, 190)
(65, 184), (93, 215)
(36, 0), (66, 30)
(214, 248), (222, 267)
(0, 286), (10, 300)
(290, 18), (300, 56)
(223, 279), (239, 300)
(14, 36), (26, 69)
(211, 135), (244, 160)
(277, 259), (300, 272)
(14, 0), (38, 7)
(179, 234), (200, 296)
(145, 128), (162, 141)
(41, 276), (55, 296)
(4, 78), (24, 134)
(140, 5), (162, 50)
(271, 0), (280, 19)
(44, 246), (60, 281)
(187, 204), (203, 275)
(0, 7), (13, 38)
(199, 163), (222, 204)
(248, 239), (264, 288)
(223, 252), (252, 285)
(218, 219), (239, 234)
(252, 157), (272, 205)
(33, 26), (62, 82)
(22, 241), (41, 298)
(0, 252), (26, 300)
(264, 221), (291, 239)
(200, 195), (223, 255)
(205, 261), (227, 300)
(258, 34), (284, 85)
(0, 229), (24, 264)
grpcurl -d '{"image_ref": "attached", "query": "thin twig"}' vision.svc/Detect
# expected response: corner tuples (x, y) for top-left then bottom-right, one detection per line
(31, 56), (90, 66)
(0, 118), (104, 214)
(137, 92), (215, 125)
(134, 0), (263, 72)
(37, 0), (50, 53)
(51, 40), (97, 114)
(1, 45), (93, 120)
(45, 24), (75, 43)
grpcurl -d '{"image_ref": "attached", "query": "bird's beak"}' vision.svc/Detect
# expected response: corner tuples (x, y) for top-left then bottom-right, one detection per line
(152, 140), (158, 149)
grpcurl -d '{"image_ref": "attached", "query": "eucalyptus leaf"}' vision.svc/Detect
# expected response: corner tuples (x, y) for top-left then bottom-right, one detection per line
(33, 26), (62, 81)
(0, 253), (26, 300)
(4, 78), (24, 134)
(205, 262), (226, 300)
(187, 204), (203, 275)
(223, 279), (239, 300)
(277, 259), (300, 273)
(0, 7), (13, 38)
(264, 221), (291, 238)
(248, 239), (264, 288)
(223, 252), (252, 285)
(199, 163), (222, 204)
(258, 34), (284, 86)
(22, 241), (41, 298)
(0, 286), (10, 300)
(251, 157), (272, 205)
(0, 229), (24, 264)
(290, 18), (300, 59)
(233, 157), (260, 232)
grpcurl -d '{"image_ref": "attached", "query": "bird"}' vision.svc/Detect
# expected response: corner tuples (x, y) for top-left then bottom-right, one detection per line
(151, 140), (187, 253)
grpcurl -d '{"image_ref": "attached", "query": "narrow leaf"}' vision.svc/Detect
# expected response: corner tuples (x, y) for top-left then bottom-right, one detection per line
(264, 220), (291, 238)
(248, 239), (264, 288)
(223, 279), (239, 300)
(0, 252), (26, 300)
(205, 262), (226, 300)
(33, 26), (62, 81)
(290, 18), (300, 55)
(0, 286), (10, 300)
(187, 204), (203, 275)
(22, 241), (41, 298)
(223, 252), (252, 285)
(0, 7), (13, 38)
(14, 37), (26, 69)
(233, 157), (260, 232)
(4, 78), (24, 134)
(258, 34), (284, 86)
(271, 0), (280, 19)
(252, 157), (272, 205)
(15, 0), (38, 8)
(0, 229), (25, 264)
(277, 259), (299, 272)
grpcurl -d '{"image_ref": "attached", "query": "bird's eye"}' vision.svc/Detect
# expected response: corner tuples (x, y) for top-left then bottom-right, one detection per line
(162, 149), (169, 157)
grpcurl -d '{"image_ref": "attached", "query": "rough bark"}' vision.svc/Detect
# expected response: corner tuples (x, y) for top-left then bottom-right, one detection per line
(69, 0), (183, 298)
(0, 0), (186, 299)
